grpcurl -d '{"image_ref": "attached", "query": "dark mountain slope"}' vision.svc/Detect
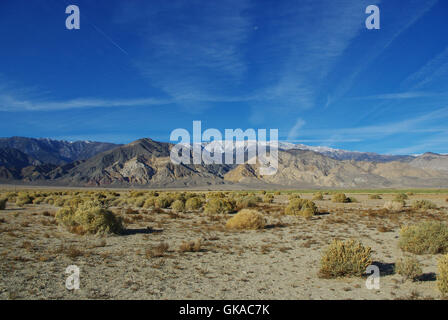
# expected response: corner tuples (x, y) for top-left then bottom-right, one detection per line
(0, 137), (120, 165)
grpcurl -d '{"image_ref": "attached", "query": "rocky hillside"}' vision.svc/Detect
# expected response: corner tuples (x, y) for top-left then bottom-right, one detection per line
(278, 142), (413, 162)
(224, 149), (448, 188)
(51, 138), (234, 187)
(408, 152), (448, 172)
(0, 137), (447, 188)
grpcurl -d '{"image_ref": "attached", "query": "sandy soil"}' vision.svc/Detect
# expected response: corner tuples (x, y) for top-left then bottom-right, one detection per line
(1, 192), (447, 300)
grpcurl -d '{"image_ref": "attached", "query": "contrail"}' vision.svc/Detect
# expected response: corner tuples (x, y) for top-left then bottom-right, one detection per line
(91, 23), (129, 56)
(55, 0), (129, 56)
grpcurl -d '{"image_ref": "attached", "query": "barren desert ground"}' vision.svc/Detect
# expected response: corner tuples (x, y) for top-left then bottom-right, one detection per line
(1, 188), (448, 300)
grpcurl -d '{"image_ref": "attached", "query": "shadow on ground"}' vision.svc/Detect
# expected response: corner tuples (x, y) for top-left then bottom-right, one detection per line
(416, 272), (437, 282)
(372, 261), (396, 276)
(315, 211), (331, 216)
(122, 227), (163, 236)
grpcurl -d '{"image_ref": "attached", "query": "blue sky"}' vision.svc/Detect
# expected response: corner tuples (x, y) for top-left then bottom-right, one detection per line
(0, 0), (447, 154)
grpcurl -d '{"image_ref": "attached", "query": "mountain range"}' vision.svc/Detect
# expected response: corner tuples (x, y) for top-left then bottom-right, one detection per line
(0, 136), (447, 188)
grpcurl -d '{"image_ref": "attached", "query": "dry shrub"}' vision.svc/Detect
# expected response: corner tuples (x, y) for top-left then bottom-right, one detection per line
(5, 192), (17, 201)
(288, 194), (301, 200)
(206, 192), (226, 199)
(332, 193), (351, 203)
(383, 200), (405, 210)
(148, 191), (159, 197)
(274, 191), (281, 195)
(129, 190), (146, 198)
(0, 198), (7, 210)
(225, 209), (265, 230)
(318, 239), (372, 278)
(312, 192), (324, 200)
(54, 197), (68, 207)
(284, 198), (317, 217)
(143, 197), (156, 208)
(437, 254), (448, 296)
(55, 201), (123, 235)
(396, 256), (422, 281)
(235, 196), (261, 209)
(171, 200), (185, 213)
(66, 246), (84, 259)
(32, 197), (44, 204)
(155, 196), (172, 209)
(146, 242), (169, 258)
(399, 221), (448, 254)
(15, 193), (33, 206)
(369, 194), (382, 199)
(179, 239), (202, 252)
(204, 198), (235, 215)
(134, 197), (146, 208)
(263, 194), (274, 203)
(394, 193), (408, 201)
(411, 200), (437, 210)
(377, 225), (390, 232)
(185, 197), (203, 211)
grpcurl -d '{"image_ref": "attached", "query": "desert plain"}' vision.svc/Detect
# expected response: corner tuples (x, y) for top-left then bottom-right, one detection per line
(0, 187), (448, 300)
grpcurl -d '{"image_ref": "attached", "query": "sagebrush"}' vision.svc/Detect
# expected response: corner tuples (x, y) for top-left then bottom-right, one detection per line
(399, 221), (448, 254)
(55, 201), (124, 235)
(318, 239), (372, 278)
(437, 254), (448, 296)
(284, 198), (317, 218)
(225, 209), (265, 230)
(395, 256), (422, 281)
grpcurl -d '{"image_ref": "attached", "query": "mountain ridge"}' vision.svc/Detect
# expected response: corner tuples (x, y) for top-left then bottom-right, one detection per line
(0, 136), (120, 165)
(0, 137), (447, 188)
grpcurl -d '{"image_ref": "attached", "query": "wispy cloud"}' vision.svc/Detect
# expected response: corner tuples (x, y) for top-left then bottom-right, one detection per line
(115, 0), (253, 112)
(287, 118), (306, 140)
(352, 91), (444, 100)
(325, 0), (439, 109)
(402, 45), (448, 89)
(295, 106), (448, 141)
(252, 1), (375, 110)
(0, 94), (172, 111)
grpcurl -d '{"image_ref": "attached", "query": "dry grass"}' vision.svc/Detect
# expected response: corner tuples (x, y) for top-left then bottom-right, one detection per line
(437, 254), (448, 296)
(179, 239), (202, 252)
(384, 200), (405, 210)
(396, 256), (422, 281)
(411, 200), (437, 210)
(66, 246), (85, 259)
(146, 242), (169, 258)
